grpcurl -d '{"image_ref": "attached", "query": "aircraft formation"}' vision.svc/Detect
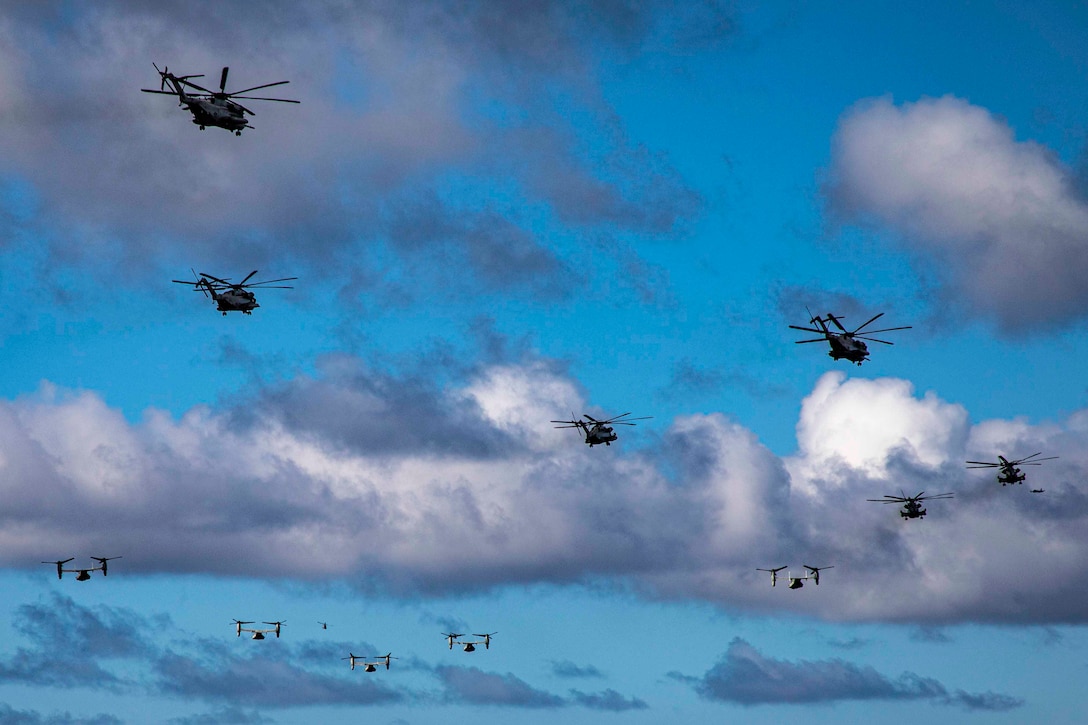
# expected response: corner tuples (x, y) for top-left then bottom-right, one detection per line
(23, 60), (1070, 703)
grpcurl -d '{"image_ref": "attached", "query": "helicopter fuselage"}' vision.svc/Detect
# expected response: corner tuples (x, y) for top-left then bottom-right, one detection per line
(183, 97), (249, 132)
(584, 424), (617, 446)
(826, 334), (868, 364)
(901, 503), (926, 519)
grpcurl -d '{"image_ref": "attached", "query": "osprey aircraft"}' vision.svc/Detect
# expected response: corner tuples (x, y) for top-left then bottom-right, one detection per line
(233, 620), (285, 640)
(444, 632), (497, 652)
(756, 564), (833, 589)
(343, 653), (397, 672)
(41, 556), (121, 581)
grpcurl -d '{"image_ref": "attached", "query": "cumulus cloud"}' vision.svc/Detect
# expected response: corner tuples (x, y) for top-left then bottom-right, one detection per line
(4, 361), (1088, 623)
(687, 638), (1022, 710)
(826, 95), (1088, 331)
(0, 1), (721, 302)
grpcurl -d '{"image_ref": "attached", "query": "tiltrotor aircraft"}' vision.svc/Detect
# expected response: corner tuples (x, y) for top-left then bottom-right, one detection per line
(867, 491), (953, 519)
(790, 311), (911, 365)
(551, 412), (651, 446)
(756, 564), (833, 589)
(233, 620), (285, 639)
(142, 64), (299, 135)
(343, 653), (397, 672)
(41, 556), (121, 581)
(444, 632), (496, 651)
(173, 270), (297, 315)
(965, 453), (1058, 486)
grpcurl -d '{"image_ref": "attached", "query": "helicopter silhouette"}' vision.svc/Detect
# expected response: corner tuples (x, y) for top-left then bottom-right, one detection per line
(232, 620), (285, 640)
(41, 556), (121, 581)
(142, 64), (298, 135)
(790, 311), (911, 365)
(173, 270), (297, 315)
(867, 491), (953, 519)
(343, 653), (397, 672)
(443, 632), (496, 651)
(550, 412), (651, 446)
(756, 564), (833, 589)
(965, 453), (1058, 486)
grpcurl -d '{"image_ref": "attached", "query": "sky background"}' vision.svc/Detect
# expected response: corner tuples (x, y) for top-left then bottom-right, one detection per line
(1, 1), (1088, 722)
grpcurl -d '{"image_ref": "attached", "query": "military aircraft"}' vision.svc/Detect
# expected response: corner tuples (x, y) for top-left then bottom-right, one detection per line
(343, 653), (397, 672)
(965, 453), (1058, 486)
(172, 270), (297, 315)
(444, 632), (496, 651)
(1031, 489), (1045, 494)
(142, 64), (298, 135)
(790, 311), (911, 365)
(319, 622), (328, 630)
(551, 412), (651, 446)
(41, 556), (120, 581)
(867, 491), (953, 519)
(233, 620), (285, 639)
(756, 564), (832, 589)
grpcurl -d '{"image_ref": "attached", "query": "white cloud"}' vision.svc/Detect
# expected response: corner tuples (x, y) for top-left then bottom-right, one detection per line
(3, 363), (1088, 622)
(826, 95), (1088, 331)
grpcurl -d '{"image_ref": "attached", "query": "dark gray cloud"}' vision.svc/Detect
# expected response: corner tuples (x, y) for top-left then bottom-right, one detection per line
(568, 688), (649, 711)
(690, 638), (1022, 710)
(550, 659), (605, 679)
(0, 593), (154, 690)
(825, 95), (1088, 333)
(437, 665), (565, 708)
(0, 0), (722, 306)
(0, 704), (122, 725)
(167, 708), (274, 725)
(154, 648), (403, 708)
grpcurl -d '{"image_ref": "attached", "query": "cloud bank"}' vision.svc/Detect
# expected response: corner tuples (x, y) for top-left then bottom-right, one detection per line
(3, 359), (1088, 624)
(826, 95), (1088, 331)
(684, 637), (1022, 710)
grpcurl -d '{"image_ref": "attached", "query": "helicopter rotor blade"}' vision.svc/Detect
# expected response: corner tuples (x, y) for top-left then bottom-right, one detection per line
(227, 95), (300, 103)
(853, 336), (895, 345)
(860, 326), (912, 335)
(851, 312), (885, 333)
(220, 67), (229, 93)
(246, 277), (299, 286)
(198, 272), (232, 285)
(229, 80), (290, 95)
(788, 325), (826, 334)
(238, 270), (259, 287)
(825, 314), (848, 332)
(794, 338), (828, 344)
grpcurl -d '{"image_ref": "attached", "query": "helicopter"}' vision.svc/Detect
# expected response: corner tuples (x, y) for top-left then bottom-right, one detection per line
(550, 412), (651, 446)
(789, 311), (911, 365)
(172, 270), (297, 315)
(142, 64), (299, 135)
(965, 453), (1058, 486)
(232, 620), (285, 640)
(343, 653), (397, 672)
(41, 556), (121, 581)
(756, 564), (832, 589)
(443, 632), (496, 652)
(867, 491), (954, 519)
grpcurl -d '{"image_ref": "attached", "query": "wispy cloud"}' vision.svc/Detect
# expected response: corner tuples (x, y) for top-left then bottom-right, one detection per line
(686, 638), (1022, 710)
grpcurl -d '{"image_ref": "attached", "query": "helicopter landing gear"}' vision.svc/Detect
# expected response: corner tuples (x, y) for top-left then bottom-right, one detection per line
(199, 125), (205, 130)
(235, 130), (241, 136)
(222, 311), (227, 316)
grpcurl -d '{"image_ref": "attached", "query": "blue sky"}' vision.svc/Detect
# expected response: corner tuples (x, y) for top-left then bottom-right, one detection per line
(2, 1), (1088, 722)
